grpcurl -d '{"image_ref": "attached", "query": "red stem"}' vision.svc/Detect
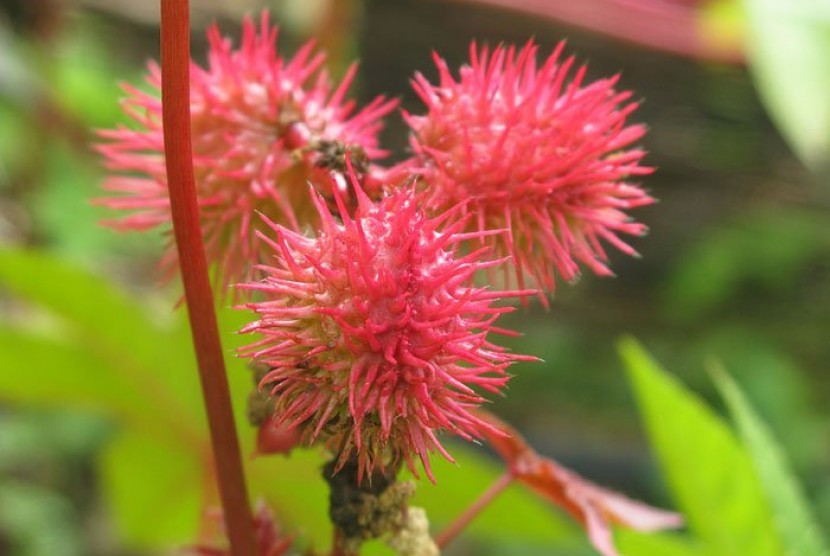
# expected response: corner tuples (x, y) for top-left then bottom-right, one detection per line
(331, 528), (351, 556)
(435, 471), (514, 549)
(159, 2), (255, 555)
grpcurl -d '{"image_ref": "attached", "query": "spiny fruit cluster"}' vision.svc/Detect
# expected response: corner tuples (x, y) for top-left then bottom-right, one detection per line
(98, 13), (652, 481)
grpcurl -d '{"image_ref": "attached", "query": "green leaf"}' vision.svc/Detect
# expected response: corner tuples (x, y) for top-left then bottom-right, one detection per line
(691, 329), (823, 468)
(248, 450), (333, 546)
(0, 248), (177, 370)
(34, 140), (158, 258)
(741, 0), (830, 169)
(712, 365), (830, 556)
(0, 248), (222, 551)
(619, 337), (782, 556)
(615, 529), (707, 556)
(50, 28), (130, 128)
(0, 249), (258, 551)
(100, 432), (204, 548)
(0, 325), (139, 419)
(218, 304), (265, 447)
(0, 247), (204, 439)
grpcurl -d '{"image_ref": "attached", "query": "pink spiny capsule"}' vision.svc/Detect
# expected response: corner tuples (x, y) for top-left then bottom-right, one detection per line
(96, 12), (396, 294)
(405, 41), (654, 301)
(237, 177), (536, 481)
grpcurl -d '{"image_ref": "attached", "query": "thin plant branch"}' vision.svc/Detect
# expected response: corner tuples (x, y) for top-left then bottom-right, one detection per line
(435, 471), (515, 549)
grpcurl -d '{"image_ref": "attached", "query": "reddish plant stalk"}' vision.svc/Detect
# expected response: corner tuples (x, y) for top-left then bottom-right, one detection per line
(159, 1), (255, 554)
(331, 529), (354, 556)
(435, 471), (515, 548)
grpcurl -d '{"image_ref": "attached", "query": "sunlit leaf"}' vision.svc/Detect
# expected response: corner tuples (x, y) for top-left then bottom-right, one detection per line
(619, 337), (783, 556)
(0, 247), (204, 438)
(712, 365), (830, 556)
(615, 529), (706, 556)
(50, 27), (129, 128)
(742, 0), (830, 169)
(100, 432), (206, 548)
(0, 325), (137, 416)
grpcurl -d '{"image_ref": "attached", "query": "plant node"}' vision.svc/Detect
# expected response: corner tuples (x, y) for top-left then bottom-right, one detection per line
(324, 457), (418, 554)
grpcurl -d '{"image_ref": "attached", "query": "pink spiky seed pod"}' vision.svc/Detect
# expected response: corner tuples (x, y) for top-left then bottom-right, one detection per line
(405, 40), (654, 301)
(96, 12), (396, 293)
(237, 177), (536, 482)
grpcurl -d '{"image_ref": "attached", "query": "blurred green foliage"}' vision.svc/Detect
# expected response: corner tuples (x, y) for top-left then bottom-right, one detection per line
(620, 339), (829, 556)
(0, 411), (110, 556)
(664, 207), (830, 322)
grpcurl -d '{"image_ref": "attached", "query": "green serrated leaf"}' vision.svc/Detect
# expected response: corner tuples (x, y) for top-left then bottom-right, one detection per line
(712, 365), (830, 556)
(742, 0), (830, 169)
(99, 432), (205, 549)
(619, 337), (782, 556)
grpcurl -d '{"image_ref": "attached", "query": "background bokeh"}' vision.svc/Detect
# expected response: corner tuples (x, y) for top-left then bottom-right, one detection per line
(0, 0), (828, 555)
